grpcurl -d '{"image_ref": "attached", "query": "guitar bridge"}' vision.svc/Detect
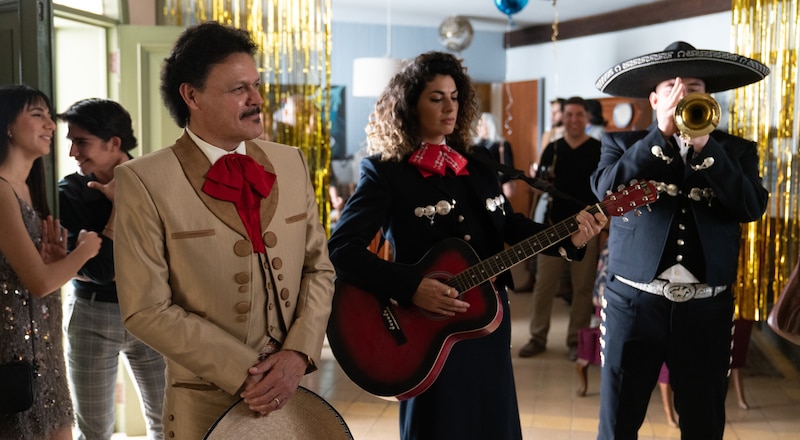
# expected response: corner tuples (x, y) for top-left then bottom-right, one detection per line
(381, 305), (407, 345)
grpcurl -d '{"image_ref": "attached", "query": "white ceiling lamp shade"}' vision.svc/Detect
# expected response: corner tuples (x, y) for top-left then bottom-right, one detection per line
(352, 0), (401, 97)
(352, 57), (402, 97)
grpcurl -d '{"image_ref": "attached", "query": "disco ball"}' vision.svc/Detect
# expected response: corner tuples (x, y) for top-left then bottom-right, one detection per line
(438, 16), (474, 53)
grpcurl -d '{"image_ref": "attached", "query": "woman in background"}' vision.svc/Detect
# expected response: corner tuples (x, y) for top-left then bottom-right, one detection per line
(473, 112), (515, 199)
(584, 99), (608, 141)
(0, 84), (101, 439)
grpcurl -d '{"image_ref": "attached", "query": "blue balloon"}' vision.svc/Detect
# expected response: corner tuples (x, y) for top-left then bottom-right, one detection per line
(494, 0), (529, 16)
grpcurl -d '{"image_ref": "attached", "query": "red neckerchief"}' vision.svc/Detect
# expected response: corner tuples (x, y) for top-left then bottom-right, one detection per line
(202, 153), (276, 253)
(408, 143), (469, 177)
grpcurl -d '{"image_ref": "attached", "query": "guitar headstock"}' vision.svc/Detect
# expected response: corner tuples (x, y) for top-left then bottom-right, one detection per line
(602, 180), (658, 218)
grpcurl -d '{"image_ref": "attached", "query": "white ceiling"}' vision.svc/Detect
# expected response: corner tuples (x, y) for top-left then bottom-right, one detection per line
(331, 0), (660, 31)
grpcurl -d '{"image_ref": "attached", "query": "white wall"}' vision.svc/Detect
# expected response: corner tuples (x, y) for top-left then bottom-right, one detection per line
(506, 12), (731, 113)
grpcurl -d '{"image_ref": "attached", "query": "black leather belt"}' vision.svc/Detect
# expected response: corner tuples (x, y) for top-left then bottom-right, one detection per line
(74, 290), (119, 303)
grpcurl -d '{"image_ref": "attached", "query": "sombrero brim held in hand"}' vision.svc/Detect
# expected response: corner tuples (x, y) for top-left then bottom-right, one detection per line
(204, 386), (353, 440)
(595, 41), (770, 98)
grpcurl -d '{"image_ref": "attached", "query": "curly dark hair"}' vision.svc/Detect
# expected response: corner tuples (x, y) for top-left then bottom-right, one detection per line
(366, 51), (479, 161)
(57, 98), (138, 151)
(161, 21), (258, 127)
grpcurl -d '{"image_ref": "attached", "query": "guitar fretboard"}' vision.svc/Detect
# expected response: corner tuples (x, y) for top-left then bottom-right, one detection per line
(447, 205), (600, 292)
(444, 179), (655, 293)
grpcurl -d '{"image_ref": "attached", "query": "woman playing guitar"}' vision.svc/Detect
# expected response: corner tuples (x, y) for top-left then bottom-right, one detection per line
(327, 51), (607, 440)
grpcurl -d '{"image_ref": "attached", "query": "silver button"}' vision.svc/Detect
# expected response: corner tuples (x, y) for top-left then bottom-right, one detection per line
(457, 215), (465, 222)
(677, 239), (685, 246)
(678, 224), (686, 230)
(464, 234), (471, 241)
(676, 255), (684, 262)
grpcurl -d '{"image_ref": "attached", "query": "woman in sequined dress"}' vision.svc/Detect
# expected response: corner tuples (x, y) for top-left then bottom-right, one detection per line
(0, 85), (101, 439)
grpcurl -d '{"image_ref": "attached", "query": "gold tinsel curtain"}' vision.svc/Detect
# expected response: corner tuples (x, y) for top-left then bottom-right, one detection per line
(162, 0), (333, 233)
(731, 0), (800, 320)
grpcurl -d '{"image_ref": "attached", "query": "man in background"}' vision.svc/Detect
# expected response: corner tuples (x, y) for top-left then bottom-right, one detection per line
(519, 97), (601, 361)
(58, 98), (165, 440)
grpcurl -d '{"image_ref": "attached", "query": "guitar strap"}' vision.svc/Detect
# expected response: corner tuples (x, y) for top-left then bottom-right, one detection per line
(465, 151), (589, 209)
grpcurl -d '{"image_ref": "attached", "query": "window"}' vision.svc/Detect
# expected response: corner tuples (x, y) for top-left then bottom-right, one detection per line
(53, 0), (119, 19)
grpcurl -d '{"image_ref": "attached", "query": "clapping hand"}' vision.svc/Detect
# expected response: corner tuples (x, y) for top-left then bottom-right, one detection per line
(39, 215), (67, 263)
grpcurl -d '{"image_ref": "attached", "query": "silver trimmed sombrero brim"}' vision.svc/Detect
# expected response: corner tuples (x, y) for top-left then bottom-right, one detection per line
(204, 386), (353, 439)
(595, 41), (770, 98)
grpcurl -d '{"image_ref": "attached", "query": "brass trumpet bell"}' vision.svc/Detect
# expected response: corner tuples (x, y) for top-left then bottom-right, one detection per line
(674, 92), (721, 139)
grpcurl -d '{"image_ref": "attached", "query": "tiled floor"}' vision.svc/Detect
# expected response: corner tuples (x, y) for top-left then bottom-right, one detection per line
(301, 290), (800, 440)
(117, 288), (800, 439)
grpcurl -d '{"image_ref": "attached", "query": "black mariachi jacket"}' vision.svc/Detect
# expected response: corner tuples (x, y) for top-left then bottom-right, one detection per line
(329, 147), (582, 306)
(590, 122), (769, 286)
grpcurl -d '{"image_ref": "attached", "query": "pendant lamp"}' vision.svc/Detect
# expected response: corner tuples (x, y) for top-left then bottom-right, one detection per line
(351, 0), (401, 97)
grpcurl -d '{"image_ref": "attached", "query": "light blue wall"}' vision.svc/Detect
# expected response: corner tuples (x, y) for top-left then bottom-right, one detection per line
(332, 22), (506, 157)
(333, 13), (732, 157)
(505, 12), (731, 131)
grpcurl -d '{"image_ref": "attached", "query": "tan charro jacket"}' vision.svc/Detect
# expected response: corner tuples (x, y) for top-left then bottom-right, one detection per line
(114, 133), (334, 433)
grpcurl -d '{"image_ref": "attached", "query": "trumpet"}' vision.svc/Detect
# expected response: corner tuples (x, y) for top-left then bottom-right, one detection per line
(674, 92), (721, 140)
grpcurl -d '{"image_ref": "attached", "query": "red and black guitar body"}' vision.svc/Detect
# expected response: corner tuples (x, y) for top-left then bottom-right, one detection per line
(328, 238), (501, 400)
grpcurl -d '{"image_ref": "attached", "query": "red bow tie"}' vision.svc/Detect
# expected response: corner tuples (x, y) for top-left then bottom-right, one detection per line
(408, 143), (469, 177)
(202, 153), (276, 253)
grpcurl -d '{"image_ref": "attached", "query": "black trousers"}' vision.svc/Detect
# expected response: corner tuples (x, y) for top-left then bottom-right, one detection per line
(598, 276), (733, 440)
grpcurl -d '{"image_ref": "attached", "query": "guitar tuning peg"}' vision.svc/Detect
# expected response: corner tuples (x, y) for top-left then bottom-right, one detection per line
(630, 179), (638, 186)
(606, 190), (613, 196)
(621, 215), (630, 222)
(634, 209), (642, 217)
(646, 204), (652, 212)
(617, 184), (626, 192)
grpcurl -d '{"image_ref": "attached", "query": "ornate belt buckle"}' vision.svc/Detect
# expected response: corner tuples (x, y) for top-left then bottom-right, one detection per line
(663, 283), (695, 302)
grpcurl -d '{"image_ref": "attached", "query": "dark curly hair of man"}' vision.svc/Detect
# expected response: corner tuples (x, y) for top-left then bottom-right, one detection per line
(160, 21), (258, 127)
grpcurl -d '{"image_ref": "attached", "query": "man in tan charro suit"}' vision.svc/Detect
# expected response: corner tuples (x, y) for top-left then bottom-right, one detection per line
(114, 22), (334, 439)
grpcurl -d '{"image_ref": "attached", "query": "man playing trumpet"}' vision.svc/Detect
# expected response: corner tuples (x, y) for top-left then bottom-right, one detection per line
(591, 41), (770, 439)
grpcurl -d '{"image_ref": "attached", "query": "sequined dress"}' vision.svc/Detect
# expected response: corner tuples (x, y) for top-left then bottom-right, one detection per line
(0, 195), (74, 439)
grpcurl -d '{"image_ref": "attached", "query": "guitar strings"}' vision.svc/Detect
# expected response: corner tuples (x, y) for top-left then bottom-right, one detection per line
(446, 180), (655, 293)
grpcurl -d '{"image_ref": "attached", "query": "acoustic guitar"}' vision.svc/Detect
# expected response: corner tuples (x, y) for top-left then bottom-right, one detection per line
(327, 180), (658, 400)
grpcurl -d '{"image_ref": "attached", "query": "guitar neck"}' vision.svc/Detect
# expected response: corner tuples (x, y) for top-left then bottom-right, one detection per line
(448, 203), (604, 292)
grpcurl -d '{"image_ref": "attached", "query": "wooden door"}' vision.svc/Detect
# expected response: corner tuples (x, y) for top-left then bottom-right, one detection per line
(502, 80), (539, 218)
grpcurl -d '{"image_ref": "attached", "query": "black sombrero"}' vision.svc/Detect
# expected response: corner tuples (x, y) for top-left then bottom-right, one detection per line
(203, 386), (354, 439)
(595, 41), (770, 98)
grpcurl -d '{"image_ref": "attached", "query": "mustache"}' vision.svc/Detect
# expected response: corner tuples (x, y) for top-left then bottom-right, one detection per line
(240, 107), (261, 119)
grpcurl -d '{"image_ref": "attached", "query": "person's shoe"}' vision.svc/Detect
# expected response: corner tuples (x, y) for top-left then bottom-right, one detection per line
(519, 340), (546, 358)
(568, 346), (578, 361)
